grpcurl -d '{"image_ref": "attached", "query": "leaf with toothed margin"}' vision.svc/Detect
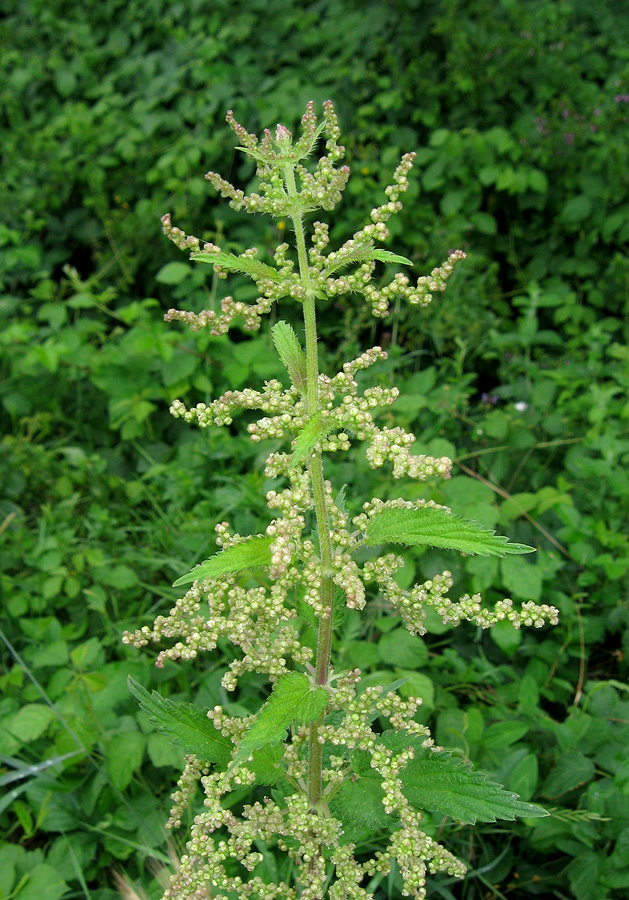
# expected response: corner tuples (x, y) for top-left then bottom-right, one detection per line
(173, 536), (273, 587)
(370, 250), (414, 265)
(323, 246), (413, 277)
(128, 677), (232, 766)
(364, 505), (535, 557)
(290, 412), (342, 469)
(381, 732), (549, 824)
(231, 672), (329, 771)
(191, 250), (281, 282)
(272, 321), (307, 393)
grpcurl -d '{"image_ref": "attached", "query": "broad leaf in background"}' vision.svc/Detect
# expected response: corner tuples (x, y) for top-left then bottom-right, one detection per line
(107, 730), (146, 791)
(173, 535), (273, 587)
(128, 677), (232, 766)
(364, 505), (535, 557)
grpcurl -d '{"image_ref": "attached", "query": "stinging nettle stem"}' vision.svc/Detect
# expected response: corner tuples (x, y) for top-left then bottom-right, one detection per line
(285, 161), (335, 809)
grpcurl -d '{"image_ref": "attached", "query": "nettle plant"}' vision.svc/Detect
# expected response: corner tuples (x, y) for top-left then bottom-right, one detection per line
(124, 102), (559, 900)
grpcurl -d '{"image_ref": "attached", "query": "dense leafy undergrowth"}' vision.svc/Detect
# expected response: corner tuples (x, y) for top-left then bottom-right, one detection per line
(1, 0), (628, 898)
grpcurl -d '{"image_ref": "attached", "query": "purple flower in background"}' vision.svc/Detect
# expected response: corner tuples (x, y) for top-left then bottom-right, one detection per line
(535, 116), (548, 135)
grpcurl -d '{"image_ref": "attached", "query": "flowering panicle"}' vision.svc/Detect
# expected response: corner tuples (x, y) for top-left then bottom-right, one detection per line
(203, 102), (349, 218)
(169, 346), (453, 484)
(127, 103), (559, 900)
(162, 106), (466, 333)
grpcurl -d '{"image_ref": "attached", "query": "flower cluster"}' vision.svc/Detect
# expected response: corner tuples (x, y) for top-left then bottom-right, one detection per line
(356, 499), (559, 633)
(378, 567), (559, 634)
(206, 101), (348, 217)
(168, 345), (452, 486)
(162, 104), (466, 333)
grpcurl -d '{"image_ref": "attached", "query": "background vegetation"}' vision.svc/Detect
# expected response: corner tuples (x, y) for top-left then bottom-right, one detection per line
(1, 0), (628, 898)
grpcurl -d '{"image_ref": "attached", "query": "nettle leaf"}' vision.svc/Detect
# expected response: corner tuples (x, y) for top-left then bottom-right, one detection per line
(364, 505), (535, 557)
(290, 413), (340, 469)
(191, 250), (281, 283)
(292, 121), (327, 161)
(248, 744), (287, 786)
(382, 733), (547, 824)
(233, 672), (328, 766)
(330, 769), (388, 838)
(128, 677), (232, 766)
(272, 321), (307, 393)
(173, 535), (273, 587)
(324, 246), (413, 277)
(370, 249), (414, 266)
(234, 145), (270, 165)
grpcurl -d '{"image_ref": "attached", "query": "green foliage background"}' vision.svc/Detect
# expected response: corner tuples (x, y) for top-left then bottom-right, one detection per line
(1, 1), (628, 898)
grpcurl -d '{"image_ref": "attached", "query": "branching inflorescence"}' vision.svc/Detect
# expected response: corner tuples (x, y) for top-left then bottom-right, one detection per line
(124, 102), (558, 900)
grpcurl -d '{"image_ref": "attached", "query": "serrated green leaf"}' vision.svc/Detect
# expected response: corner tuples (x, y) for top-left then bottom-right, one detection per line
(335, 485), (347, 513)
(364, 505), (535, 557)
(233, 672), (328, 766)
(191, 250), (281, 283)
(329, 770), (388, 838)
(292, 121), (327, 161)
(173, 535), (273, 587)
(272, 321), (307, 393)
(392, 739), (548, 823)
(290, 413), (339, 469)
(127, 677), (232, 766)
(370, 249), (413, 266)
(234, 145), (269, 164)
(248, 744), (287, 785)
(323, 245), (413, 277)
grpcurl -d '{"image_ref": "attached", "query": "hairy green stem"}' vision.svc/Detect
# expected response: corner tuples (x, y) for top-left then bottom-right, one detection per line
(285, 164), (335, 810)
